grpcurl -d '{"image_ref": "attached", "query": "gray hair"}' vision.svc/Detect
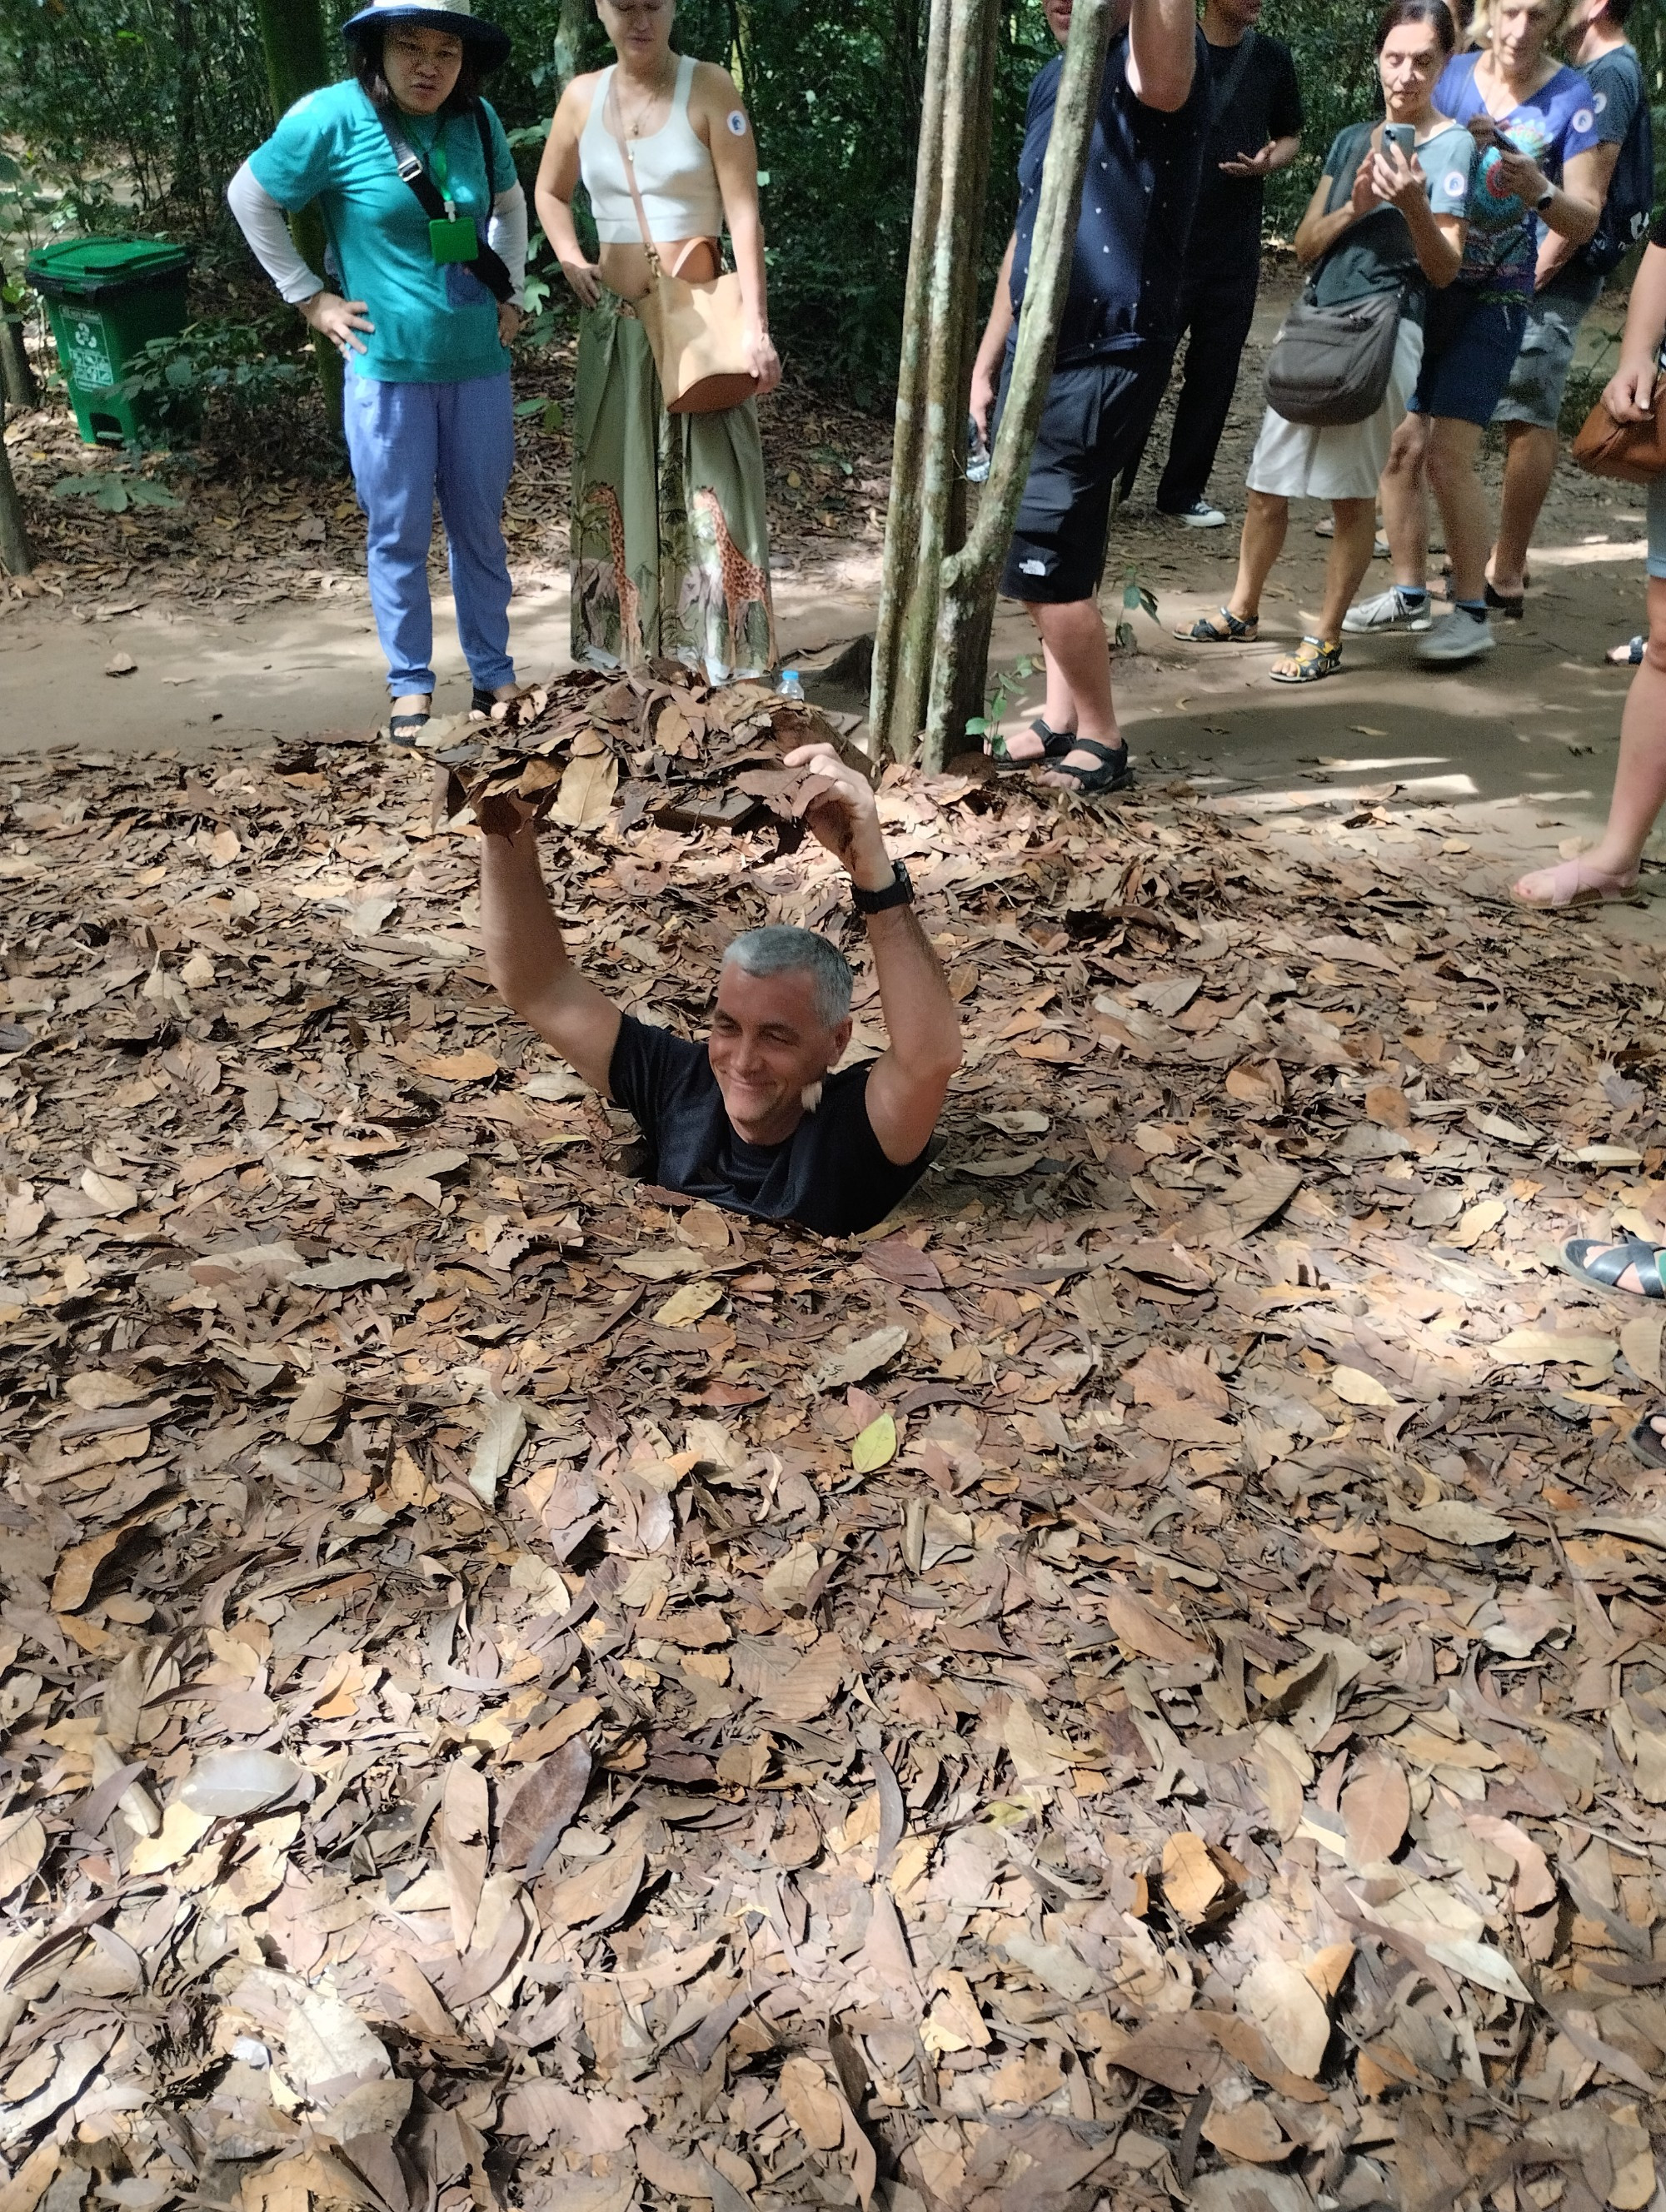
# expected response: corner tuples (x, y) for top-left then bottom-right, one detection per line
(721, 926), (853, 1028)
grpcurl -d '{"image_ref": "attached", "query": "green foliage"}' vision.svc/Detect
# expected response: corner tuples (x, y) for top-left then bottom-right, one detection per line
(1115, 569), (1158, 653)
(966, 651), (1036, 737)
(114, 312), (313, 447)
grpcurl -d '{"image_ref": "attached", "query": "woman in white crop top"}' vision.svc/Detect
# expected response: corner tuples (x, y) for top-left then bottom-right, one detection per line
(534, 0), (779, 679)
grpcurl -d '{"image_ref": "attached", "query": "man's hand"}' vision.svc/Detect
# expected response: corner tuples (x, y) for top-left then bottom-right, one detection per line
(970, 361), (997, 446)
(1219, 141), (1279, 178)
(1604, 359), (1659, 425)
(782, 742), (892, 891)
(1349, 158), (1382, 218)
(498, 301), (524, 346)
(299, 291), (374, 355)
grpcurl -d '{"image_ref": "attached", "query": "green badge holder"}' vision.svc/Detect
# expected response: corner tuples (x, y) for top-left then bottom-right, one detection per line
(430, 216), (478, 265)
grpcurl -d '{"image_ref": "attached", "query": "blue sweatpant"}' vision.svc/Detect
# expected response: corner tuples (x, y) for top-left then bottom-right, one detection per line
(342, 370), (516, 700)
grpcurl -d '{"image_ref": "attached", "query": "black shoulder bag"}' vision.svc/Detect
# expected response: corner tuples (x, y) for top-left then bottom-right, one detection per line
(377, 102), (516, 306)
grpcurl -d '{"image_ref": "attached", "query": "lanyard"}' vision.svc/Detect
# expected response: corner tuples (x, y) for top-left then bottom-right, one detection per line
(407, 117), (452, 215)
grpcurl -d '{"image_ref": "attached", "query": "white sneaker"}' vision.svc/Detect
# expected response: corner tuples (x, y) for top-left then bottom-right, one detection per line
(1170, 498), (1226, 528)
(1414, 609), (1494, 665)
(1342, 586), (1434, 635)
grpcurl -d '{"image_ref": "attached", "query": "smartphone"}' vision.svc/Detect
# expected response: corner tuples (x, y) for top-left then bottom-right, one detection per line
(1380, 122), (1415, 162)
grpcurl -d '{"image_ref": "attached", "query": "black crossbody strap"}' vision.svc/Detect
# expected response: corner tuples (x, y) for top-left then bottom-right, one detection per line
(376, 102), (516, 305)
(1210, 27), (1257, 132)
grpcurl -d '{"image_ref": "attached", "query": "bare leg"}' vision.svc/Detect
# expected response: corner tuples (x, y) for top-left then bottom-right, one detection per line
(1226, 491), (1289, 624)
(1490, 420), (1557, 599)
(1515, 573), (1666, 904)
(1317, 497), (1378, 639)
(993, 613), (1077, 764)
(1379, 412), (1430, 590)
(1423, 415), (1489, 604)
(392, 690), (432, 720)
(1025, 597), (1122, 786)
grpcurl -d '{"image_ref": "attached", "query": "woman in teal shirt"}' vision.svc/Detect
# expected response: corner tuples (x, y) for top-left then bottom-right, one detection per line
(228, 0), (526, 745)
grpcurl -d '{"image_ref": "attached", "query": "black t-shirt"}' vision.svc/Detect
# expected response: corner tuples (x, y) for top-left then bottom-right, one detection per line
(1009, 28), (1212, 367)
(1188, 30), (1303, 276)
(607, 1014), (930, 1238)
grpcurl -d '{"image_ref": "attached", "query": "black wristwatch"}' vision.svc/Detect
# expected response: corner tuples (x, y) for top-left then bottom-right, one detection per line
(852, 859), (914, 915)
(1535, 184), (1554, 212)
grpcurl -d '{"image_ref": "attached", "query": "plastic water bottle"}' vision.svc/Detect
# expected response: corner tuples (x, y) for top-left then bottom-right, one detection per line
(779, 669), (805, 702)
(967, 416), (991, 485)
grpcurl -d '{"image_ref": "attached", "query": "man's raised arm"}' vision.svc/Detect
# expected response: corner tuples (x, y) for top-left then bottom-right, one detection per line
(1126, 0), (1198, 113)
(477, 802), (622, 1097)
(782, 744), (963, 1167)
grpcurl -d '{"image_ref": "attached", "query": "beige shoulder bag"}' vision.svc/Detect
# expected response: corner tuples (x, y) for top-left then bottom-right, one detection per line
(608, 87), (760, 416)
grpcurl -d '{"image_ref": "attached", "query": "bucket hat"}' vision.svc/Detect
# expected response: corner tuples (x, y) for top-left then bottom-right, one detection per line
(342, 0), (511, 70)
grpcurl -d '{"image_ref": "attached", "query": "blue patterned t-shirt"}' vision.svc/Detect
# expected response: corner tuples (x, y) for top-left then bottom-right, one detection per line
(1433, 53), (1600, 296)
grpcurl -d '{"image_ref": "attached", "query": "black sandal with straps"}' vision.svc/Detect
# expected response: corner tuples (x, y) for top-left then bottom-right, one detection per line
(1561, 1237), (1666, 1300)
(1039, 738), (1132, 796)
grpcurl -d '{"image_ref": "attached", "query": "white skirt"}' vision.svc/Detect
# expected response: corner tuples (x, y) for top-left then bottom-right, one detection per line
(1246, 313), (1424, 502)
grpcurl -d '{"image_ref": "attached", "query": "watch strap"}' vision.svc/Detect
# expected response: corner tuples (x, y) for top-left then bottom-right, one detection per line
(852, 860), (913, 915)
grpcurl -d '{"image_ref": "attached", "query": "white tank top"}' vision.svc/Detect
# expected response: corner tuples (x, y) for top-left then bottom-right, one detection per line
(579, 55), (725, 247)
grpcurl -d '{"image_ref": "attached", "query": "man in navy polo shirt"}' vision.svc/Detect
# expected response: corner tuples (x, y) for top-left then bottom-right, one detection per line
(970, 0), (1210, 796)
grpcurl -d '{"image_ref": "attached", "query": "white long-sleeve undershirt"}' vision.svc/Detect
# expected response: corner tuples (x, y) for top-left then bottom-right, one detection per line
(227, 162), (528, 309)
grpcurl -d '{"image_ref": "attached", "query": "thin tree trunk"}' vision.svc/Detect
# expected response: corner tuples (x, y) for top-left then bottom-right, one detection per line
(868, 0), (951, 760)
(925, 0), (1115, 767)
(553, 0), (591, 95)
(0, 259), (38, 411)
(173, 0), (204, 219)
(0, 425), (33, 577)
(887, 0), (1000, 760)
(252, 0), (342, 427)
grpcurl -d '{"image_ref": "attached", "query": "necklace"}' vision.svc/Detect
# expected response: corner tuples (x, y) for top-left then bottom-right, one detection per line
(614, 54), (673, 140)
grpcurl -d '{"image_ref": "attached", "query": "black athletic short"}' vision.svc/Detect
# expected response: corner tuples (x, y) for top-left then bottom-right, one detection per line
(998, 355), (1168, 605)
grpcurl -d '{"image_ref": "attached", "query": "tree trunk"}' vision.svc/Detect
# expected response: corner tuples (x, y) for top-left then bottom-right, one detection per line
(552, 0), (591, 96)
(868, 0), (951, 762)
(172, 0), (204, 220)
(252, 0), (342, 428)
(0, 259), (38, 411)
(924, 0), (1115, 768)
(0, 425), (33, 577)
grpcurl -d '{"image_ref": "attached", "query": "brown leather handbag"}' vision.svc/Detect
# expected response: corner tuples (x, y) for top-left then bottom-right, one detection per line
(610, 104), (759, 416)
(1571, 376), (1666, 486)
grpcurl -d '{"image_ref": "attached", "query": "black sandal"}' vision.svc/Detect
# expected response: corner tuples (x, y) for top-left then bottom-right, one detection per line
(471, 686), (511, 716)
(387, 711), (430, 749)
(1561, 1237), (1666, 1299)
(987, 717), (1076, 770)
(1040, 739), (1132, 795)
(1175, 605), (1258, 644)
(1484, 580), (1525, 620)
(1630, 1412), (1666, 1470)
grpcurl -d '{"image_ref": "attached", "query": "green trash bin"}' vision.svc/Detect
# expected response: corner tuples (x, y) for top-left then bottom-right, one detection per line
(25, 238), (193, 447)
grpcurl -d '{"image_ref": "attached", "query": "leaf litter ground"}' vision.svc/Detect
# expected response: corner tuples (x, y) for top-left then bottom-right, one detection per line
(5, 680), (1666, 2212)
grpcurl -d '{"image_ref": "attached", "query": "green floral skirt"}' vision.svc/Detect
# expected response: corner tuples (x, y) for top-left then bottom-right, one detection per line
(570, 294), (776, 679)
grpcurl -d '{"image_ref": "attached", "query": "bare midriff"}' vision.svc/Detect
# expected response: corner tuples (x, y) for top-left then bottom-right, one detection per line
(599, 237), (721, 299)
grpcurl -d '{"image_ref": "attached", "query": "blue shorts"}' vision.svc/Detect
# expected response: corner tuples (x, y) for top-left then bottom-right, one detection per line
(1648, 473), (1666, 580)
(1409, 287), (1528, 427)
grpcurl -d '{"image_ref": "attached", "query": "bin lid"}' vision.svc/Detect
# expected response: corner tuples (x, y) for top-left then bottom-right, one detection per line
(26, 238), (191, 296)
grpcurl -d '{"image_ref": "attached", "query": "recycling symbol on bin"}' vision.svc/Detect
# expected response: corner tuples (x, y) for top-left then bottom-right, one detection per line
(67, 316), (115, 387)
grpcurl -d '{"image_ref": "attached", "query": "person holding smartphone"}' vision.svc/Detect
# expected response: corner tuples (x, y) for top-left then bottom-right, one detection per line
(1342, 0), (1604, 662)
(1178, 0), (1471, 683)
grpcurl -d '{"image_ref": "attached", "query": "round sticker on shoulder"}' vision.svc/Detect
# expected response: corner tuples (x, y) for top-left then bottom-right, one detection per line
(1594, 90), (1609, 114)
(1444, 170), (1467, 197)
(726, 109), (748, 136)
(1573, 108), (1594, 133)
